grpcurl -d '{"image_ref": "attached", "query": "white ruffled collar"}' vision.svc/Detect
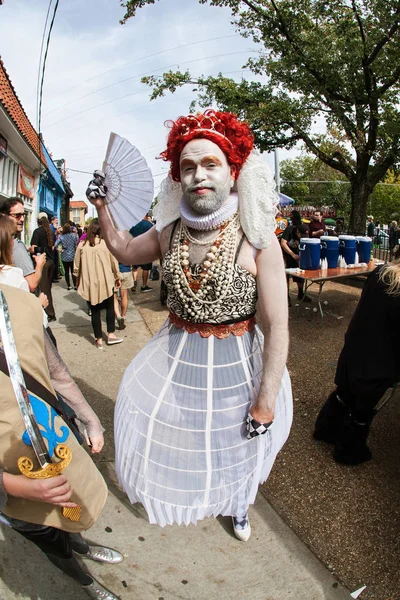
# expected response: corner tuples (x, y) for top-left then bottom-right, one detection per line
(179, 192), (239, 230)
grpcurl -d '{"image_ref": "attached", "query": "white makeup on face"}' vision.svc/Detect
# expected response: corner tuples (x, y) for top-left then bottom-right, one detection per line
(180, 139), (234, 215)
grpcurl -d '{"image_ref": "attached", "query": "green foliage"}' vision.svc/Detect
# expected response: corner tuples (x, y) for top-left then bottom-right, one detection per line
(280, 149), (351, 217)
(120, 0), (159, 24)
(370, 171), (400, 223)
(122, 0), (400, 233)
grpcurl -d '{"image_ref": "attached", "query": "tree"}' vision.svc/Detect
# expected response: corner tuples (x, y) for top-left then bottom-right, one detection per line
(121, 0), (400, 234)
(370, 170), (400, 223)
(280, 138), (351, 212)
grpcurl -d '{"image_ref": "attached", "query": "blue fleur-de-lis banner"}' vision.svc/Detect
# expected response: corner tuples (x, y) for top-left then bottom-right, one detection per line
(22, 393), (70, 458)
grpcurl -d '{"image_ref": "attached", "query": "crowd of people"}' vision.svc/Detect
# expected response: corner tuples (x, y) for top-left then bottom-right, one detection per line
(0, 199), (158, 350)
(0, 109), (399, 599)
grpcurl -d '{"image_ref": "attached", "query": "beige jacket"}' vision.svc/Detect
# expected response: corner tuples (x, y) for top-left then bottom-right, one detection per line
(0, 284), (107, 532)
(73, 237), (119, 305)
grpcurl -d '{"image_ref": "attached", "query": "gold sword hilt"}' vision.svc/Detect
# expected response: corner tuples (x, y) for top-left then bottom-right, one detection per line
(18, 444), (82, 522)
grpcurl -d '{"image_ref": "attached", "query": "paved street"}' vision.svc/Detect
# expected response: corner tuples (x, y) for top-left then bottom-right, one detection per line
(0, 280), (350, 600)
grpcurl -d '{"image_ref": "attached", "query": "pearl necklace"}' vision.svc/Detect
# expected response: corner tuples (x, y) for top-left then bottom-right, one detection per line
(169, 212), (240, 319)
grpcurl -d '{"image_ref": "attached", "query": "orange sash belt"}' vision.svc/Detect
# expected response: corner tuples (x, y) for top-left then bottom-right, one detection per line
(169, 312), (256, 339)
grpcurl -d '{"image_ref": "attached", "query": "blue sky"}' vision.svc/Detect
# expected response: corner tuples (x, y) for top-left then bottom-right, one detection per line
(0, 0), (296, 217)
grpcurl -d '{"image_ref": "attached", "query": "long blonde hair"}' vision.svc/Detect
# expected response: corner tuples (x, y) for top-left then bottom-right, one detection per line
(379, 250), (400, 296)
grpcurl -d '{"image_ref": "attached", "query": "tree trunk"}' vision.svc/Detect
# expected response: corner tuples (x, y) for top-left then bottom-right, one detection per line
(349, 178), (371, 235)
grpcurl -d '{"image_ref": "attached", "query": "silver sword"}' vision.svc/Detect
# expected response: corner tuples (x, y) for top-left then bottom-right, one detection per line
(0, 290), (52, 467)
(0, 290), (80, 521)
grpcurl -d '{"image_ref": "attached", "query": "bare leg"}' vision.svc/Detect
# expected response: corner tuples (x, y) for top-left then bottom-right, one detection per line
(120, 288), (128, 318)
(132, 268), (138, 292)
(142, 269), (149, 287)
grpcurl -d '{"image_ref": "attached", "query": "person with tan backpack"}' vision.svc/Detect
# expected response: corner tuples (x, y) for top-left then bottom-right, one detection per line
(0, 283), (122, 600)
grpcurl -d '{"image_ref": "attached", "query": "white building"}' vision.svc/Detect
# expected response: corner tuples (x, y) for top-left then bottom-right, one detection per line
(0, 57), (46, 242)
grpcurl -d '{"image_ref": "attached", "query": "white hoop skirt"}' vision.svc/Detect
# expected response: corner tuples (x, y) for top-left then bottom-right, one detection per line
(115, 319), (293, 526)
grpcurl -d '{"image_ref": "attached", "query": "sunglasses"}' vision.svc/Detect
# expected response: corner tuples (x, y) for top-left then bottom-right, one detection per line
(10, 212), (25, 219)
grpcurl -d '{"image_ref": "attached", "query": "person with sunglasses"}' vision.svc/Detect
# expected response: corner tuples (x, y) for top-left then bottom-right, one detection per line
(0, 197), (46, 293)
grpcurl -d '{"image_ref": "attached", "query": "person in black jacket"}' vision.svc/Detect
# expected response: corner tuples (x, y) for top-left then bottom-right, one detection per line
(314, 248), (400, 464)
(30, 214), (56, 321)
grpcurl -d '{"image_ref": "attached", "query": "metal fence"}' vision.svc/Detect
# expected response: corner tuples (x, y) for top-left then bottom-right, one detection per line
(372, 245), (391, 262)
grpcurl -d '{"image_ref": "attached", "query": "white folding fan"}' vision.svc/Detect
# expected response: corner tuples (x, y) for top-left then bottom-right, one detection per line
(102, 132), (154, 231)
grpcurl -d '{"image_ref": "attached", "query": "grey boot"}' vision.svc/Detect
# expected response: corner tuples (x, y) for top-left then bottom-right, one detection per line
(78, 545), (124, 564)
(83, 577), (121, 600)
(70, 533), (123, 564)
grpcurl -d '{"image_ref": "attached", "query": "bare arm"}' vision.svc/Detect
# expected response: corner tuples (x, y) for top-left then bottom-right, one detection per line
(44, 330), (104, 453)
(280, 237), (299, 261)
(25, 253), (46, 292)
(2, 471), (77, 508)
(252, 235), (289, 423)
(95, 202), (162, 264)
(311, 230), (324, 238)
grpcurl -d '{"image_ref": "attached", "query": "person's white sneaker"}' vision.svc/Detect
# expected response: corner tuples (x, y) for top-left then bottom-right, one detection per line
(232, 514), (251, 542)
(107, 336), (123, 345)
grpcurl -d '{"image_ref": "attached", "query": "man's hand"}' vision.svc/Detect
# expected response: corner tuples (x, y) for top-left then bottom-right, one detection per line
(89, 433), (104, 454)
(249, 404), (274, 424)
(114, 278), (121, 289)
(3, 473), (77, 508)
(33, 253), (46, 269)
(86, 170), (107, 210)
(38, 292), (49, 309)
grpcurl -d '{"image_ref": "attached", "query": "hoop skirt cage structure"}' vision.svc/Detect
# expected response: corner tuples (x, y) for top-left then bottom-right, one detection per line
(115, 319), (293, 526)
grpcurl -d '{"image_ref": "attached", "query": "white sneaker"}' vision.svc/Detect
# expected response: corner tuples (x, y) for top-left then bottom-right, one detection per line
(232, 514), (251, 542)
(107, 336), (123, 345)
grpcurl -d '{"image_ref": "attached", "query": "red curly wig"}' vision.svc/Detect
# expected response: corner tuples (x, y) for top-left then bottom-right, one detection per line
(161, 110), (254, 182)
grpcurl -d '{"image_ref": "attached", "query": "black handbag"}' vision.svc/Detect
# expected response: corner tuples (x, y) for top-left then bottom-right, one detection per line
(0, 350), (84, 445)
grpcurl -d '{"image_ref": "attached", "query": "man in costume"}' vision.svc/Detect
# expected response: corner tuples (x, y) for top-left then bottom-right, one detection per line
(88, 110), (293, 541)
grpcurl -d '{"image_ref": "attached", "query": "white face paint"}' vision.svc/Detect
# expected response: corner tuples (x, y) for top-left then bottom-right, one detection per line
(179, 138), (234, 215)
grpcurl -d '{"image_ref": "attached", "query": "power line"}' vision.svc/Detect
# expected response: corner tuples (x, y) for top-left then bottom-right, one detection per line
(47, 33), (240, 104)
(51, 92), (194, 142)
(67, 167), (168, 177)
(283, 180), (400, 186)
(37, 0), (60, 136)
(283, 180), (350, 184)
(49, 67), (253, 143)
(55, 69), (251, 145)
(65, 167), (93, 175)
(36, 0), (54, 131)
(45, 51), (256, 129)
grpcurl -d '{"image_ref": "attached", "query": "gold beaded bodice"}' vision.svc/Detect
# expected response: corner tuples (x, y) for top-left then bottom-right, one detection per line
(162, 217), (258, 324)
